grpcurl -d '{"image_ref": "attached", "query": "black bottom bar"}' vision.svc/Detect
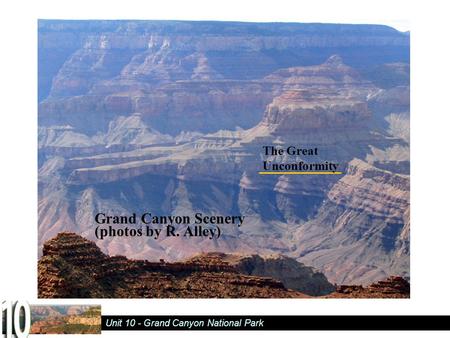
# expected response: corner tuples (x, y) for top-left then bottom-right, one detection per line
(101, 315), (450, 331)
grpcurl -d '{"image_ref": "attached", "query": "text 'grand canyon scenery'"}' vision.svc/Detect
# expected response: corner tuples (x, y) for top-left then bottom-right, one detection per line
(38, 20), (410, 298)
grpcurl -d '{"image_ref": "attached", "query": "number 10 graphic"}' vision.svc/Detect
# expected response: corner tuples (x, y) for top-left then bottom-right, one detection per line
(1, 301), (30, 338)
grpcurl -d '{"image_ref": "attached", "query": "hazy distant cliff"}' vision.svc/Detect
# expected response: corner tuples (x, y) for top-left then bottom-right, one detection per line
(39, 20), (409, 133)
(38, 20), (409, 286)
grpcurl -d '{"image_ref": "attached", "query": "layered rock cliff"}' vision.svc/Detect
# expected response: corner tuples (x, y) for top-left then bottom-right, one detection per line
(38, 20), (410, 287)
(30, 306), (101, 334)
(39, 233), (409, 298)
(38, 233), (313, 298)
(186, 252), (335, 296)
(325, 276), (409, 298)
(291, 159), (409, 284)
(39, 20), (409, 133)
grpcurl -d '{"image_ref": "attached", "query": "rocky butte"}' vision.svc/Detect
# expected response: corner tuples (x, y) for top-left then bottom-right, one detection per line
(38, 233), (409, 298)
(38, 233), (315, 298)
(38, 20), (409, 288)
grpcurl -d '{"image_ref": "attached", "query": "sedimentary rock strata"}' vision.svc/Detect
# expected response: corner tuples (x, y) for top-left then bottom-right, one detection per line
(38, 21), (410, 287)
(38, 233), (312, 298)
(39, 233), (409, 298)
(326, 276), (410, 298)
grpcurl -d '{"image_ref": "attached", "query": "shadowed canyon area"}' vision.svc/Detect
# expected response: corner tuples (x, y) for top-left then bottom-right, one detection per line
(38, 20), (410, 295)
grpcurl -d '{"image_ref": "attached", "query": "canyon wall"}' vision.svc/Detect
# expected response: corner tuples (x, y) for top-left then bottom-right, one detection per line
(38, 21), (410, 286)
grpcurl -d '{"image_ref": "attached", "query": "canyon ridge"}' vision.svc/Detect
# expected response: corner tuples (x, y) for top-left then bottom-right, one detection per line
(38, 20), (410, 291)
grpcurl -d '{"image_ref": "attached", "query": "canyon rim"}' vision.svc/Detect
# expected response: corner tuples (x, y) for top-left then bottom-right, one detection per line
(38, 20), (410, 298)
